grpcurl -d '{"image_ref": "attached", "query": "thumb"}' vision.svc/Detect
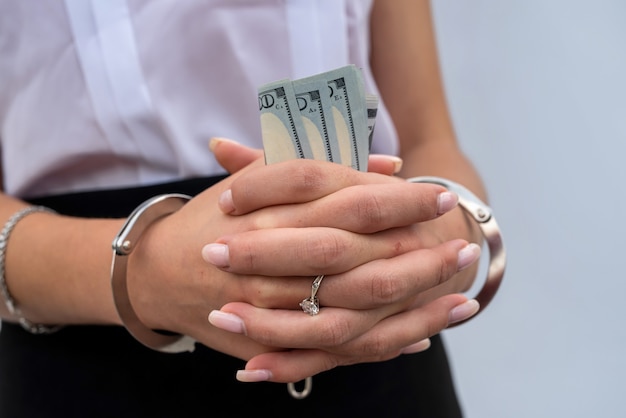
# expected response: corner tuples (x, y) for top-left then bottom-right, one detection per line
(209, 137), (264, 173)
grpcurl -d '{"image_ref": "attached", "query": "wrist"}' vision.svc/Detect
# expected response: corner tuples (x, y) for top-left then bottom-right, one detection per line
(407, 176), (506, 325)
(0, 206), (61, 332)
(2, 208), (124, 326)
(111, 194), (196, 353)
(125, 212), (176, 331)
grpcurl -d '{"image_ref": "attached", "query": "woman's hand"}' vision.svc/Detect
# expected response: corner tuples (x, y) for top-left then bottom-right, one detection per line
(209, 240), (480, 383)
(126, 140), (479, 381)
(201, 157), (480, 382)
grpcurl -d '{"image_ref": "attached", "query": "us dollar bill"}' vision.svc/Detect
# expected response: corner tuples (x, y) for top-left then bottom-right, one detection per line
(293, 77), (341, 163)
(323, 65), (369, 171)
(259, 65), (376, 171)
(258, 79), (314, 164)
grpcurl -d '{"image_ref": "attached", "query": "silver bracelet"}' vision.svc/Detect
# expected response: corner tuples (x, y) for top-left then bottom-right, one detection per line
(0, 206), (63, 334)
(111, 194), (196, 353)
(406, 176), (506, 326)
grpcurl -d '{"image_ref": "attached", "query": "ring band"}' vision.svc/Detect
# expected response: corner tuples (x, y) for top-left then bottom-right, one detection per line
(299, 274), (325, 315)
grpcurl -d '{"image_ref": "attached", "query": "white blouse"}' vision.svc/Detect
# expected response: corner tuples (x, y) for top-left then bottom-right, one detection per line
(0, 0), (398, 198)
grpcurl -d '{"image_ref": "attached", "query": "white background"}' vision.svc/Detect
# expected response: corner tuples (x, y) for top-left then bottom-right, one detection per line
(433, 1), (626, 417)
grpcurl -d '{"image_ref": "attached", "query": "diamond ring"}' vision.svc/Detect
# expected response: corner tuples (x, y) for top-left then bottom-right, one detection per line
(299, 275), (325, 315)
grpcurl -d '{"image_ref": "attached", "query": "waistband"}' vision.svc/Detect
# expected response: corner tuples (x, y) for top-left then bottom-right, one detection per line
(26, 175), (229, 217)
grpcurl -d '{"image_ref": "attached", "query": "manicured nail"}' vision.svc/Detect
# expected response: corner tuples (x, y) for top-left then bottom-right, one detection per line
(390, 156), (403, 173)
(209, 137), (238, 152)
(437, 191), (459, 215)
(369, 154), (404, 174)
(236, 369), (272, 382)
(374, 155), (404, 173)
(401, 338), (431, 354)
(202, 243), (230, 268)
(208, 310), (246, 334)
(448, 299), (480, 325)
(218, 189), (235, 213)
(457, 243), (481, 271)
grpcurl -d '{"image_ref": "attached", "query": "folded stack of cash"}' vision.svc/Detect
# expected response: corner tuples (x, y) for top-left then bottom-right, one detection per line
(258, 65), (378, 172)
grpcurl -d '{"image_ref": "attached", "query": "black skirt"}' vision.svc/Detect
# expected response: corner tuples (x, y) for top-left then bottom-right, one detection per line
(0, 176), (463, 418)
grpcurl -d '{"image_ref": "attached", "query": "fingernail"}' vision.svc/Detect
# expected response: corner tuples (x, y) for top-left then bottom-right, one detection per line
(457, 243), (481, 271)
(236, 369), (272, 382)
(218, 189), (235, 213)
(208, 310), (247, 334)
(383, 155), (403, 173)
(202, 243), (230, 268)
(369, 154), (404, 174)
(448, 299), (480, 325)
(437, 191), (459, 215)
(209, 137), (238, 152)
(401, 338), (431, 354)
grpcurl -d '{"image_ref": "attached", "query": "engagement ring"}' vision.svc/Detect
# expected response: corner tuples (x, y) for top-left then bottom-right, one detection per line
(299, 274), (324, 315)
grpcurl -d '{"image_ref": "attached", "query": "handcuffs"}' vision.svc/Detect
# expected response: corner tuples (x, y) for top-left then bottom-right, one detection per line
(111, 194), (197, 353)
(407, 176), (506, 325)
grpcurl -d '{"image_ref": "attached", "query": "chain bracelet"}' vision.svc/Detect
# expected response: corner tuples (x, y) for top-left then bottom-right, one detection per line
(0, 206), (62, 334)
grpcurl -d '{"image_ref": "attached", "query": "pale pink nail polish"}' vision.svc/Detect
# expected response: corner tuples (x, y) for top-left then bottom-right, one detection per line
(383, 155), (403, 173)
(448, 299), (480, 325)
(401, 338), (431, 354)
(236, 369), (272, 382)
(218, 189), (235, 213)
(208, 310), (247, 335)
(202, 243), (230, 268)
(457, 243), (481, 271)
(209, 137), (238, 152)
(437, 191), (459, 215)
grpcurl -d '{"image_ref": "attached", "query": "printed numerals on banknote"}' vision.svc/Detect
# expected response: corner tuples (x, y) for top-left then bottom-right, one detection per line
(258, 65), (378, 172)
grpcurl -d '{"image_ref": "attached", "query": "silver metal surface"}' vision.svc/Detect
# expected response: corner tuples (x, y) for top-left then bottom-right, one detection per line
(407, 176), (506, 326)
(111, 194), (196, 353)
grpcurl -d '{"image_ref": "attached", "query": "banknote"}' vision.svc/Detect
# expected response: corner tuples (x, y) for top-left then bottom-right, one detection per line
(258, 79), (313, 164)
(259, 65), (376, 171)
(293, 77), (341, 163)
(323, 65), (369, 171)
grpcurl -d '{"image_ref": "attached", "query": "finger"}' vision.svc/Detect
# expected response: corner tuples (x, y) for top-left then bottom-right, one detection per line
(214, 289), (468, 353)
(337, 296), (477, 358)
(235, 349), (333, 383)
(205, 227), (392, 275)
(221, 182), (455, 234)
(209, 137), (263, 173)
(400, 338), (432, 354)
(222, 159), (405, 215)
(232, 294), (471, 383)
(316, 240), (479, 310)
(367, 154), (403, 176)
(206, 239), (478, 314)
(278, 182), (456, 233)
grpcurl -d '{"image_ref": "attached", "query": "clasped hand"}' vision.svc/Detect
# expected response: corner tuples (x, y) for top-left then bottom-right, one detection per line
(126, 140), (480, 383)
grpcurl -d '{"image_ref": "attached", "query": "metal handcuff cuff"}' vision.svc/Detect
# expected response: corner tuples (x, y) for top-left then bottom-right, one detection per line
(111, 194), (196, 353)
(406, 176), (506, 325)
